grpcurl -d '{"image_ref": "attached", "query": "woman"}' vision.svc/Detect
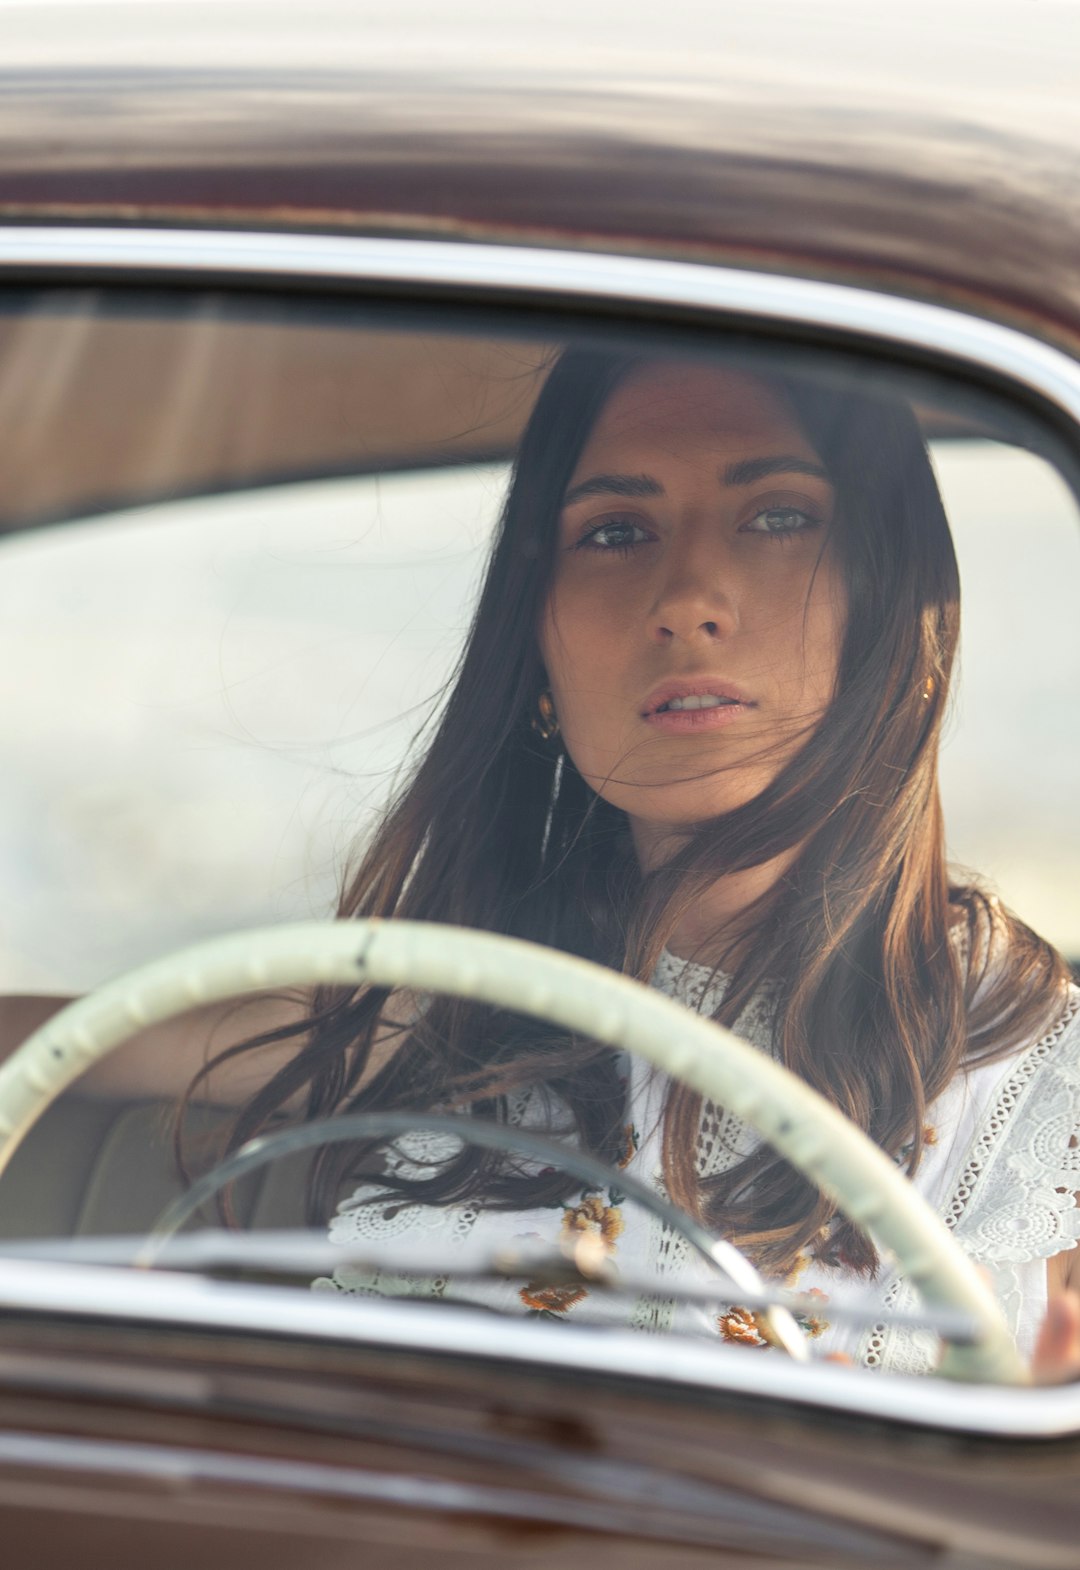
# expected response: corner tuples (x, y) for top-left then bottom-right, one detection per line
(184, 347), (1080, 1373)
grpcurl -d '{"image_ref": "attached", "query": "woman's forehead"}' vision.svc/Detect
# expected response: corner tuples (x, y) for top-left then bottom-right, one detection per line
(576, 360), (821, 463)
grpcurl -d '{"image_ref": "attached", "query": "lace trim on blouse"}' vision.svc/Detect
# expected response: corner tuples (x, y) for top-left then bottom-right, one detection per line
(658, 951), (1080, 1370)
(318, 949), (1080, 1376)
(854, 985), (1080, 1373)
(943, 989), (1080, 1264)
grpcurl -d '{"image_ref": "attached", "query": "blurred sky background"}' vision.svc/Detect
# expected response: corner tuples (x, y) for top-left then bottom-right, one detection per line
(1, 438), (1078, 993)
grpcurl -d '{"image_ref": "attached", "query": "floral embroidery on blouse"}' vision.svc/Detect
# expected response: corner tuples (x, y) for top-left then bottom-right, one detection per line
(792, 1287), (831, 1339)
(561, 1193), (625, 1249)
(717, 1307), (770, 1347)
(519, 1282), (590, 1314)
(717, 1251), (832, 1346)
(518, 1185), (627, 1317)
(718, 1288), (831, 1346)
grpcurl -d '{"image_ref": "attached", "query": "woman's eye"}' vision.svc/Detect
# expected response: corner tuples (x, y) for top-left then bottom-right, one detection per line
(739, 507), (820, 537)
(575, 518), (651, 553)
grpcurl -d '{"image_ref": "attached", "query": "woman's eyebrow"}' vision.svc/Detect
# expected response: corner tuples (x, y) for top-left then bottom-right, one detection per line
(723, 455), (830, 486)
(561, 473), (664, 506)
(561, 458), (830, 508)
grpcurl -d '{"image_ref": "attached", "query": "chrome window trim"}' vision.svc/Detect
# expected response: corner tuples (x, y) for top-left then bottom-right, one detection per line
(0, 1257), (1077, 1439)
(1, 225), (1079, 1440)
(0, 226), (1079, 426)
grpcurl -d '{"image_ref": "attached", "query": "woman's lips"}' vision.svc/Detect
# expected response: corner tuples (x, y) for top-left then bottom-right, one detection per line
(641, 679), (755, 733)
(643, 699), (753, 733)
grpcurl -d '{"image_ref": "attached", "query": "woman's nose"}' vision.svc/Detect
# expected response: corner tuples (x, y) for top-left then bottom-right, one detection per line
(647, 546), (737, 645)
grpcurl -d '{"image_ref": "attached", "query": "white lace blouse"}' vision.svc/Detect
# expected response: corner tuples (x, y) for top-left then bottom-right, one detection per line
(314, 950), (1080, 1374)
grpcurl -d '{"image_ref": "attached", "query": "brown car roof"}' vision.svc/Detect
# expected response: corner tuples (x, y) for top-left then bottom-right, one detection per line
(0, 1), (1078, 352)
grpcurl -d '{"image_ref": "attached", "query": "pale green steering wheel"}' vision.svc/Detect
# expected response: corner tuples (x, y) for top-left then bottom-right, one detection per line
(0, 920), (1025, 1383)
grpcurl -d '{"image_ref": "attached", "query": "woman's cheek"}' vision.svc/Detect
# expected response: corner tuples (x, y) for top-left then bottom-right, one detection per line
(540, 582), (604, 702)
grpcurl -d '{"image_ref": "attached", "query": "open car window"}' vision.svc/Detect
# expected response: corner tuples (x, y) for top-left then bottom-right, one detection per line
(1, 289), (1080, 1403)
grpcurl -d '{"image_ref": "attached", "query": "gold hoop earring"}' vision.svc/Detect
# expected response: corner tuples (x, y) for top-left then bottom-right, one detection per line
(921, 676), (936, 702)
(531, 689), (560, 741)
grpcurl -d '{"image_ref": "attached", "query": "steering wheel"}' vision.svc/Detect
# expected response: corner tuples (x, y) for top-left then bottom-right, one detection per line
(0, 919), (1026, 1383)
(144, 1107), (821, 1358)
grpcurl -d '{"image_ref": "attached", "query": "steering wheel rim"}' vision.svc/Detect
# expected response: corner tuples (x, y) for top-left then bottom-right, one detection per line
(0, 918), (1026, 1383)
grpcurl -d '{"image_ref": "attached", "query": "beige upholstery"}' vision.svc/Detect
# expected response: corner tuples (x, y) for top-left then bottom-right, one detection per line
(0, 1096), (313, 1239)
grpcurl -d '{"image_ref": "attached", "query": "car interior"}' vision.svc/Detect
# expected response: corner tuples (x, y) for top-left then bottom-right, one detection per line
(2, 291), (1079, 1304)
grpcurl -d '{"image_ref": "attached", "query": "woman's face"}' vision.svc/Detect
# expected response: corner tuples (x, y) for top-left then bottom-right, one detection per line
(540, 361), (847, 854)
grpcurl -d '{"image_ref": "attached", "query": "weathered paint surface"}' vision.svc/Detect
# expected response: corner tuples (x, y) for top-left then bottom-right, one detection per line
(0, 1), (1078, 348)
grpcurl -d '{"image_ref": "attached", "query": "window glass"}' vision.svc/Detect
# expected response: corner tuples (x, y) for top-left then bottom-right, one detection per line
(2, 293), (1080, 1393)
(935, 440), (1080, 955)
(1, 299), (1076, 984)
(0, 465), (506, 987)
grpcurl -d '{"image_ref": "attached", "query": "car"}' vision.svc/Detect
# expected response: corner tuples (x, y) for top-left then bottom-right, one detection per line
(0, 1), (1079, 1565)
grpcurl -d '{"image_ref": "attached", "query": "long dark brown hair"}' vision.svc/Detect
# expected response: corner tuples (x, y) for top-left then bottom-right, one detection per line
(186, 343), (1070, 1277)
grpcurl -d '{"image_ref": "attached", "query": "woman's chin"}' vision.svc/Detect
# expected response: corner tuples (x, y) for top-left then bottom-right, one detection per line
(602, 783), (762, 840)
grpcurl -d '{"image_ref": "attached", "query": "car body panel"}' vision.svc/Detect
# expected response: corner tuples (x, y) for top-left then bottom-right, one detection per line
(0, 2), (1079, 349)
(0, 1281), (1078, 1568)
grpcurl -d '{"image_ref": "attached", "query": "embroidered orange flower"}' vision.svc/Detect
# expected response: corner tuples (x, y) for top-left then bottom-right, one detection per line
(794, 1287), (831, 1339)
(617, 1123), (640, 1169)
(561, 1194), (624, 1251)
(517, 1191), (624, 1316)
(519, 1282), (589, 1313)
(717, 1307), (770, 1348)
